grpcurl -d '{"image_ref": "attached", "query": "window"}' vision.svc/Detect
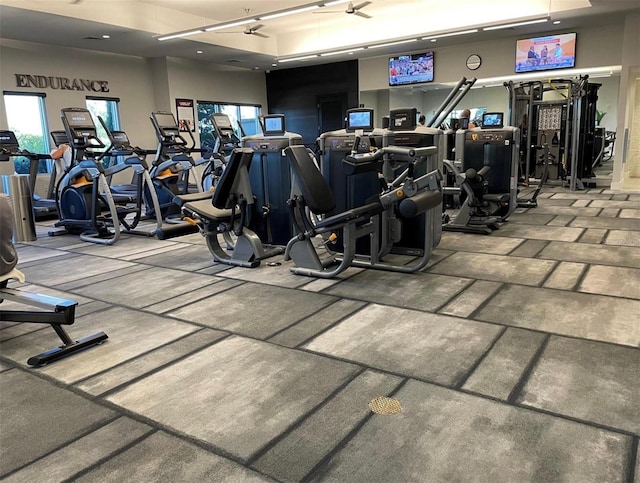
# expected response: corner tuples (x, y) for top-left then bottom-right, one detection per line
(197, 101), (261, 148)
(85, 97), (120, 147)
(3, 92), (50, 174)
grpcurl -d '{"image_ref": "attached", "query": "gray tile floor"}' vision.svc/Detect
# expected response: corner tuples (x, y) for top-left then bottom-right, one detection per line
(1, 184), (639, 482)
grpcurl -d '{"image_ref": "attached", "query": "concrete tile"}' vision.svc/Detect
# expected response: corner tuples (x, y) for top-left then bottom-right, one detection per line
(508, 239), (548, 258)
(590, 200), (640, 209)
(55, 265), (152, 291)
(598, 208), (621, 218)
(13, 245), (68, 264)
(438, 232), (524, 254)
(519, 336), (640, 433)
(0, 306), (200, 383)
(579, 265), (640, 299)
(0, 370), (116, 476)
(636, 447), (640, 483)
(536, 198), (576, 206)
(195, 263), (234, 275)
(629, 195), (640, 202)
(539, 241), (640, 268)
(547, 214), (575, 227)
(297, 268), (362, 292)
(570, 216), (640, 231)
(604, 230), (640, 247)
(268, 299), (367, 348)
(167, 282), (337, 339)
(128, 244), (219, 272)
(107, 336), (360, 462)
(304, 304), (502, 386)
(0, 360), (12, 372)
(309, 380), (631, 483)
(143, 278), (243, 314)
(324, 270), (473, 312)
(463, 328), (546, 400)
(550, 192), (612, 200)
(16, 254), (135, 287)
(3, 417), (153, 483)
(507, 213), (557, 225)
(619, 209), (640, 219)
(71, 236), (179, 260)
(0, 323), (47, 342)
(611, 194), (629, 201)
(491, 224), (584, 242)
(475, 285), (640, 347)
(75, 431), (270, 482)
(543, 261), (587, 290)
(220, 259), (315, 289)
(429, 252), (556, 286)
(530, 206), (602, 217)
(71, 267), (219, 309)
(439, 280), (502, 318)
(76, 328), (228, 396)
(578, 228), (608, 244)
(571, 199), (591, 207)
(252, 370), (403, 482)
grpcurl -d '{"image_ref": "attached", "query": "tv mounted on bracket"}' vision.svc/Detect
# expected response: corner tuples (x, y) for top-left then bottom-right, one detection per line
(515, 32), (576, 73)
(389, 51), (434, 87)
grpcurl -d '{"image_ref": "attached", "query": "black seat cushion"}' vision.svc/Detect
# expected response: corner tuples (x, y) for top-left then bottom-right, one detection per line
(212, 148), (253, 209)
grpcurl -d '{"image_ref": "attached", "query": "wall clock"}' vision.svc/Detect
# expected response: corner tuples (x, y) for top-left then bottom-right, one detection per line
(466, 54), (482, 71)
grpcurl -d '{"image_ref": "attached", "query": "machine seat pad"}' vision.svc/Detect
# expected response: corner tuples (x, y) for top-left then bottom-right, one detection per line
(483, 193), (509, 203)
(183, 199), (233, 220)
(315, 201), (383, 229)
(173, 191), (213, 207)
(284, 145), (336, 215)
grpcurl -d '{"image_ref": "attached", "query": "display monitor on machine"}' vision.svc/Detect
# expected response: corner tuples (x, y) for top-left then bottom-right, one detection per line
(482, 112), (504, 129)
(346, 108), (374, 132)
(263, 114), (285, 136)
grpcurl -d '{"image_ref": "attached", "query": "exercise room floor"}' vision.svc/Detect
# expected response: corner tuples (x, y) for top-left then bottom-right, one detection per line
(1, 184), (639, 482)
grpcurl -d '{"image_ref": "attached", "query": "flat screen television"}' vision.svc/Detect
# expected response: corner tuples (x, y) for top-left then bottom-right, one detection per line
(263, 114), (285, 136)
(346, 108), (374, 131)
(515, 32), (576, 73)
(389, 52), (434, 86)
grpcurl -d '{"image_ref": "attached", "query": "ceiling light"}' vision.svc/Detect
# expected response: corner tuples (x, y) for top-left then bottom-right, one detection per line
(553, 20), (561, 24)
(323, 0), (351, 6)
(368, 39), (417, 49)
(422, 29), (478, 40)
(196, 50), (203, 54)
(157, 29), (204, 41)
(260, 5), (319, 20)
(205, 18), (256, 31)
(101, 34), (110, 39)
(483, 18), (548, 31)
(320, 47), (365, 57)
(278, 54), (320, 63)
(430, 39), (437, 42)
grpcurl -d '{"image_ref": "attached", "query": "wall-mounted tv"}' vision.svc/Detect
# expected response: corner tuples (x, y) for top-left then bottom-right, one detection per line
(389, 52), (434, 86)
(515, 32), (576, 73)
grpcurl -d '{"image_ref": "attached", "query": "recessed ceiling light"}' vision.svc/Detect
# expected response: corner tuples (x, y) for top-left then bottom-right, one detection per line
(430, 39), (436, 42)
(553, 20), (561, 24)
(271, 63), (277, 67)
(196, 50), (203, 54)
(101, 34), (110, 39)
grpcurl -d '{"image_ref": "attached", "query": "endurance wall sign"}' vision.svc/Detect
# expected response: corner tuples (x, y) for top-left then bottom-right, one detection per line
(15, 74), (109, 92)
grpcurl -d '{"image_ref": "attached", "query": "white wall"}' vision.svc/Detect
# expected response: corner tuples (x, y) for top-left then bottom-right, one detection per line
(0, 39), (268, 190)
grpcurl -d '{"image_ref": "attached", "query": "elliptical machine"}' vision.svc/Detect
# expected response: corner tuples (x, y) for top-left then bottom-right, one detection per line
(50, 107), (138, 245)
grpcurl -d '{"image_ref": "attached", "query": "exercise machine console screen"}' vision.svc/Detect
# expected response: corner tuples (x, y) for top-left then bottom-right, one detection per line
(262, 114), (286, 136)
(389, 107), (418, 131)
(346, 108), (374, 132)
(482, 112), (504, 129)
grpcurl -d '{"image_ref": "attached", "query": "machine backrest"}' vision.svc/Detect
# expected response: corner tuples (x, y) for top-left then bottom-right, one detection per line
(212, 147), (254, 209)
(284, 145), (336, 215)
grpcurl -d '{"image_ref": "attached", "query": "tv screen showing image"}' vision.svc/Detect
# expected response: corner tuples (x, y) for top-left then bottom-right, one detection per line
(64, 110), (94, 128)
(515, 32), (576, 73)
(346, 108), (374, 131)
(389, 52), (434, 86)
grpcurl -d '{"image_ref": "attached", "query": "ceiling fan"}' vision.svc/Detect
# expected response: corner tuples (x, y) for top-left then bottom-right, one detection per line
(315, 1), (372, 19)
(217, 24), (269, 39)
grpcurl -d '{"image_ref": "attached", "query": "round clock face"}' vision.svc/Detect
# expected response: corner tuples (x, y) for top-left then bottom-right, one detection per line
(466, 54), (481, 70)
